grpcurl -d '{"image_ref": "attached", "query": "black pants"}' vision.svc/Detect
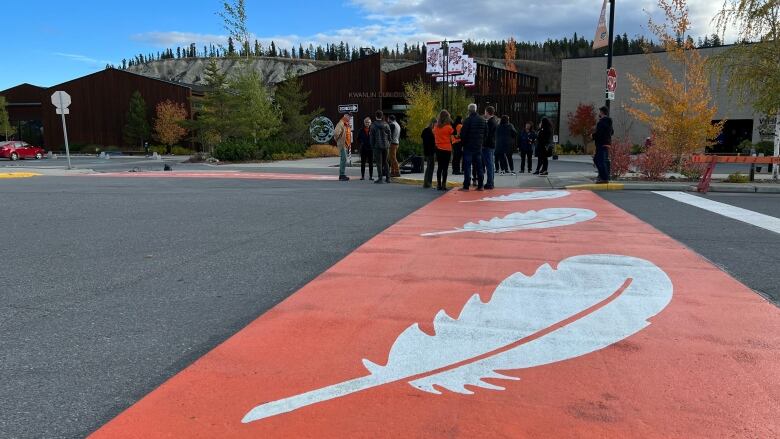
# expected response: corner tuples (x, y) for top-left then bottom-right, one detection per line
(452, 143), (463, 173)
(360, 149), (373, 179)
(497, 152), (514, 172)
(374, 149), (389, 181)
(535, 154), (549, 173)
(423, 154), (435, 188)
(520, 150), (533, 172)
(436, 149), (451, 189)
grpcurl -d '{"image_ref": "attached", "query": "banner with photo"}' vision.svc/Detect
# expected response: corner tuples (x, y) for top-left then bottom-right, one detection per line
(593, 0), (609, 50)
(426, 42), (443, 74)
(447, 40), (465, 75)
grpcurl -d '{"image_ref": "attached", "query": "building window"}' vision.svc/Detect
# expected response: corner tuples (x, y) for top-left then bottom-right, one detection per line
(537, 102), (558, 120)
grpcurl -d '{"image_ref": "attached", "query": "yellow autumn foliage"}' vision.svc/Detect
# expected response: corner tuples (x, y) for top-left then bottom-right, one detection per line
(626, 0), (724, 162)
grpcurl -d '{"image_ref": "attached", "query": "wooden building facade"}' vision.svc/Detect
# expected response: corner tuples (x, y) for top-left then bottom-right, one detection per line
(1, 69), (194, 150)
(298, 53), (539, 129)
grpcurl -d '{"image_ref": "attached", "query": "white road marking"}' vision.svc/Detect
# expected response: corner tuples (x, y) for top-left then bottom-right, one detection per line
(653, 191), (780, 234)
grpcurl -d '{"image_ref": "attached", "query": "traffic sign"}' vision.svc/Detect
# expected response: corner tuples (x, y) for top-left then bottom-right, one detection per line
(51, 91), (71, 110)
(607, 91), (615, 101)
(338, 104), (358, 113)
(606, 68), (618, 93)
(50, 90), (73, 169)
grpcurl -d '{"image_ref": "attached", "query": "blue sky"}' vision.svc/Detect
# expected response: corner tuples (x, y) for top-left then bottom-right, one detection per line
(2, 0), (724, 90)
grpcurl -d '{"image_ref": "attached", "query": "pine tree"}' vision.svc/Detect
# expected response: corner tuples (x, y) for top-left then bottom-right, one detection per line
(123, 91), (150, 148)
(188, 60), (230, 152)
(228, 37), (236, 56)
(274, 74), (321, 145)
(270, 41), (277, 57)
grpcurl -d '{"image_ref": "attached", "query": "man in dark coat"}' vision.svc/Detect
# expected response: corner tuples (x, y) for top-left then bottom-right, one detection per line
(482, 106), (499, 189)
(370, 111), (392, 183)
(593, 106), (614, 183)
(518, 122), (536, 173)
(458, 103), (487, 191)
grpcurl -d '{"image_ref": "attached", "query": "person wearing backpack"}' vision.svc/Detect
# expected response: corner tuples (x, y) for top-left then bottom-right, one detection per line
(370, 111), (392, 184)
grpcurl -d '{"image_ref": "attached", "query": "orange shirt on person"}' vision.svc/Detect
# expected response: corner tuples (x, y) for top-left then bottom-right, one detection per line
(433, 124), (455, 151)
(451, 124), (463, 145)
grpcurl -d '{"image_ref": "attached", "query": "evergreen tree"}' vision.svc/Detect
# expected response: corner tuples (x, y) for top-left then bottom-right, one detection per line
(254, 40), (261, 56)
(123, 91), (150, 148)
(274, 74), (321, 145)
(188, 60), (230, 152)
(226, 70), (280, 144)
(270, 41), (277, 57)
(0, 96), (16, 140)
(228, 37), (236, 56)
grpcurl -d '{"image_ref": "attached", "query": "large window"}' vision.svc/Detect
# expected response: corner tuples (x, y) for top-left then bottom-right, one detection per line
(537, 102), (558, 120)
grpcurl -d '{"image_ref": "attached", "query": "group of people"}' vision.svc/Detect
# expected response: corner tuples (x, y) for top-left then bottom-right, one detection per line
(334, 112), (402, 182)
(333, 103), (561, 191)
(421, 104), (556, 191)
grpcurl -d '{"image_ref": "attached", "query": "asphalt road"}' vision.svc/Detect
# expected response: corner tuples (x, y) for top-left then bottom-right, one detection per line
(599, 191), (780, 305)
(0, 176), (438, 438)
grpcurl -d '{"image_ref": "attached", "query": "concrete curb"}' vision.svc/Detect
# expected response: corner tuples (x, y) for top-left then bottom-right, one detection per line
(392, 177), (459, 189)
(0, 172), (42, 179)
(564, 182), (780, 193)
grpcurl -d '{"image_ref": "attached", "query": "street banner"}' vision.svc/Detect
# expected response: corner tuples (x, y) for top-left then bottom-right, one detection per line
(458, 56), (477, 86)
(593, 0), (609, 50)
(447, 40), (465, 75)
(426, 42), (443, 74)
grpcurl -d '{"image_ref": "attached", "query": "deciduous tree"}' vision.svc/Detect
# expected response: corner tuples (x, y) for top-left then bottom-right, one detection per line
(567, 103), (597, 153)
(711, 0), (780, 178)
(154, 100), (188, 152)
(219, 0), (249, 60)
(626, 0), (724, 165)
(404, 79), (437, 144)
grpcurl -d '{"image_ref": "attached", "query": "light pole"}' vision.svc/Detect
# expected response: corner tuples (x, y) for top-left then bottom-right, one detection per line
(605, 0), (616, 111)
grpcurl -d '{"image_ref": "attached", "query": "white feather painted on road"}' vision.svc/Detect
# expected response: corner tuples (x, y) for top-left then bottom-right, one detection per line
(420, 208), (596, 237)
(461, 190), (571, 203)
(242, 254), (673, 423)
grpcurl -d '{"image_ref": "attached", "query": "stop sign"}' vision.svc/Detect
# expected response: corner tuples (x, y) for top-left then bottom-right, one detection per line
(51, 91), (71, 110)
(606, 68), (618, 93)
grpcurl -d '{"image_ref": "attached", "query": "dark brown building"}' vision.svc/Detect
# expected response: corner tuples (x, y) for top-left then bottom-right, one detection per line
(0, 83), (46, 144)
(1, 69), (194, 150)
(298, 53), (539, 128)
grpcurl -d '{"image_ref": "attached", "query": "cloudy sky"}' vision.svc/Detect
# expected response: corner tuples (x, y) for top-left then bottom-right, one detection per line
(2, 0), (727, 89)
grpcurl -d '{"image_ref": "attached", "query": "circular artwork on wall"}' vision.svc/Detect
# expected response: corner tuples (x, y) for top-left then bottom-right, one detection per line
(310, 116), (335, 144)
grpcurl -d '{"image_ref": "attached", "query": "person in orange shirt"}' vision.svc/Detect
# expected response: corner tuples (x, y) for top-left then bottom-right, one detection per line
(451, 115), (464, 174)
(432, 110), (454, 191)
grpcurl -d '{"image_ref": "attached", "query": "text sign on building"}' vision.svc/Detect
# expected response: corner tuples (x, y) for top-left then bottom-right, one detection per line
(51, 91), (71, 115)
(338, 104), (358, 114)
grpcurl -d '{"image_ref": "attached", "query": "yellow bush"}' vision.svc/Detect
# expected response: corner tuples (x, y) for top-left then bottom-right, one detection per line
(305, 144), (340, 158)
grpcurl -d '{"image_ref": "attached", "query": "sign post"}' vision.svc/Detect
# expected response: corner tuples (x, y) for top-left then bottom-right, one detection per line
(51, 91), (72, 170)
(606, 67), (617, 101)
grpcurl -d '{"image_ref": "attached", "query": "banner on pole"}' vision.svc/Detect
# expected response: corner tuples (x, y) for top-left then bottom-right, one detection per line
(593, 0), (609, 50)
(447, 40), (465, 75)
(426, 42), (443, 74)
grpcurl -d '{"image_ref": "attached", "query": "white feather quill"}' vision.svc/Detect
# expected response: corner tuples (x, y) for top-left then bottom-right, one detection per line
(242, 254), (673, 423)
(461, 190), (571, 203)
(421, 208), (596, 237)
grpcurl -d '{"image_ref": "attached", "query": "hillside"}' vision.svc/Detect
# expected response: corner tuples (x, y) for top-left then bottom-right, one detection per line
(125, 57), (420, 87)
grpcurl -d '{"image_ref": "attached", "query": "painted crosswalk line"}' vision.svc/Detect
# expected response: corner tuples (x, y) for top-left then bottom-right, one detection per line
(87, 171), (335, 181)
(654, 191), (780, 234)
(92, 189), (779, 438)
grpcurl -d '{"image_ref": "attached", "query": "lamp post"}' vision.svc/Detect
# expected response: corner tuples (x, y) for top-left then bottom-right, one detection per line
(605, 0), (616, 111)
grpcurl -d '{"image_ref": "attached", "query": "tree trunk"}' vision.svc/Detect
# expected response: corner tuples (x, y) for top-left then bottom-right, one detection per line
(774, 111), (780, 180)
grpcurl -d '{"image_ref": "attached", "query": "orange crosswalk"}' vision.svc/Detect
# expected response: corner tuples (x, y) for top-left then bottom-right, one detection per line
(91, 189), (780, 438)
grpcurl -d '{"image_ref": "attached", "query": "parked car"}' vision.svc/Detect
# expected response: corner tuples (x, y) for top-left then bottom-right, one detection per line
(0, 141), (46, 160)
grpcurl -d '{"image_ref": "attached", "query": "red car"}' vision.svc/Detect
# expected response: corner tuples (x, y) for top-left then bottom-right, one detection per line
(0, 141), (46, 160)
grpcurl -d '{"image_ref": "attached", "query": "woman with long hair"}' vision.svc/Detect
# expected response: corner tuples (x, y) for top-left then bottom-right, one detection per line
(432, 110), (455, 191)
(534, 117), (553, 176)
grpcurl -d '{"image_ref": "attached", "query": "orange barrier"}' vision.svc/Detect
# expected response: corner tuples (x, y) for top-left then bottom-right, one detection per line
(692, 154), (779, 193)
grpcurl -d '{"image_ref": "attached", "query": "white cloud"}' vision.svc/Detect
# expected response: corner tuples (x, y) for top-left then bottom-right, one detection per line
(131, 0), (732, 54)
(53, 52), (112, 66)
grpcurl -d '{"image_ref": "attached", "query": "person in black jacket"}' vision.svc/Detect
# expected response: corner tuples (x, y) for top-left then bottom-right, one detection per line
(357, 117), (373, 180)
(593, 106), (614, 183)
(451, 116), (464, 174)
(421, 118), (437, 189)
(458, 103), (487, 191)
(370, 111), (392, 183)
(482, 106), (499, 189)
(496, 115), (518, 175)
(518, 122), (536, 173)
(534, 117), (553, 176)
